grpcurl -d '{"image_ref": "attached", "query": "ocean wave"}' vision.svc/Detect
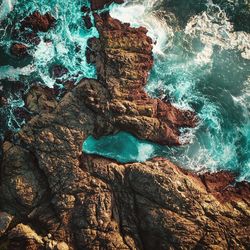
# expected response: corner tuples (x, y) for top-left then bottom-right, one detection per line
(110, 0), (250, 181)
(0, 0), (16, 21)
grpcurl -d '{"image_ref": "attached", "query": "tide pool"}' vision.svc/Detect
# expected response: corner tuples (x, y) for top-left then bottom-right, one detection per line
(83, 132), (156, 163)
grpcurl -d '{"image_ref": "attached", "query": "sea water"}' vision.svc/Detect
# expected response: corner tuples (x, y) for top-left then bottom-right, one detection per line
(0, 0), (249, 181)
(0, 0), (98, 138)
(84, 0), (250, 181)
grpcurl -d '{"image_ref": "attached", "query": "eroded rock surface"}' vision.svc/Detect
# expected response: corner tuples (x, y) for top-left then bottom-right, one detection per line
(0, 5), (249, 250)
(86, 12), (197, 145)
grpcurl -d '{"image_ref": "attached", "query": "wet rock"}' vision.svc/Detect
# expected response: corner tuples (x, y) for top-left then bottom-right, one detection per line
(10, 43), (28, 57)
(50, 65), (68, 79)
(25, 85), (57, 114)
(13, 107), (31, 123)
(0, 96), (8, 107)
(21, 11), (56, 32)
(81, 6), (90, 13)
(83, 15), (93, 29)
(23, 32), (41, 45)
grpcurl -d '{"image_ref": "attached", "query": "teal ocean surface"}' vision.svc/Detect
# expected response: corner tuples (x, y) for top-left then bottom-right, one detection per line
(85, 0), (250, 181)
(0, 0), (249, 181)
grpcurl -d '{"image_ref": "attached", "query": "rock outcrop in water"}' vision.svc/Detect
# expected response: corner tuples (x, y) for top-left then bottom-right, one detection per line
(0, 2), (249, 250)
(21, 11), (56, 33)
(86, 12), (197, 145)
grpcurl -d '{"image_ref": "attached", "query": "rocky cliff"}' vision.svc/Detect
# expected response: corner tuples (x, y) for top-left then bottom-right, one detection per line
(0, 2), (249, 250)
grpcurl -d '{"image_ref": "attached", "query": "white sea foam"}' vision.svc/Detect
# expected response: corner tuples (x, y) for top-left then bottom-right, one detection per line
(185, 4), (250, 60)
(0, 0), (16, 21)
(137, 143), (154, 162)
(110, 1), (173, 55)
(111, 0), (250, 181)
(0, 65), (35, 80)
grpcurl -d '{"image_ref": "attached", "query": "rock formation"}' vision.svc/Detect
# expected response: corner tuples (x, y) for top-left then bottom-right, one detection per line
(86, 12), (197, 145)
(10, 43), (28, 57)
(0, 2), (249, 250)
(21, 11), (56, 32)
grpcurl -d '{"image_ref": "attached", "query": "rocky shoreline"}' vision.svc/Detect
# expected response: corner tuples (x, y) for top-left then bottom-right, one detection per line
(0, 1), (249, 249)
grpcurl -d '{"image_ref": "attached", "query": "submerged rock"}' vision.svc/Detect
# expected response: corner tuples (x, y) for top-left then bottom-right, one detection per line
(50, 65), (69, 79)
(10, 43), (28, 57)
(83, 14), (93, 29)
(21, 11), (56, 32)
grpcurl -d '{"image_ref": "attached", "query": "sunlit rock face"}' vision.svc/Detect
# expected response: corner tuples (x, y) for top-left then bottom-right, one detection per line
(84, 12), (197, 146)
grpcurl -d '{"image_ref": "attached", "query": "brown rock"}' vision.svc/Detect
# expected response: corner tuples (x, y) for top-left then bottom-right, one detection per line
(201, 171), (235, 193)
(85, 13), (197, 145)
(25, 85), (57, 113)
(10, 43), (28, 57)
(21, 11), (55, 32)
(0, 212), (13, 237)
(0, 76), (248, 249)
(81, 6), (90, 13)
(51, 65), (68, 78)
(0, 142), (49, 214)
(8, 224), (43, 250)
(0, 73), (247, 249)
(83, 14), (93, 29)
(0, 96), (8, 106)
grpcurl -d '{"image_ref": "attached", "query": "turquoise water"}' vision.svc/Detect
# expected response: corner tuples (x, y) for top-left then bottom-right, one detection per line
(83, 131), (157, 163)
(0, 0), (249, 181)
(84, 1), (250, 181)
(0, 0), (98, 138)
(0, 0), (98, 85)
